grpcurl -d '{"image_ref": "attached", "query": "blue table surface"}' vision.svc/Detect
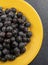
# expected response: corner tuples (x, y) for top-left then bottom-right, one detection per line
(25, 0), (48, 65)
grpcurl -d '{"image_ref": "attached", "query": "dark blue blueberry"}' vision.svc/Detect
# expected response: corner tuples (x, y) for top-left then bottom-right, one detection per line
(12, 41), (18, 48)
(24, 22), (31, 27)
(5, 9), (10, 14)
(18, 19), (24, 24)
(16, 36), (22, 42)
(7, 32), (12, 38)
(22, 16), (26, 22)
(19, 42), (25, 48)
(7, 26), (13, 32)
(26, 31), (32, 38)
(8, 11), (15, 18)
(13, 18), (17, 23)
(11, 8), (16, 13)
(1, 15), (7, 20)
(0, 32), (5, 37)
(3, 43), (10, 49)
(2, 48), (9, 55)
(11, 37), (15, 42)
(2, 26), (6, 32)
(14, 47), (20, 57)
(17, 12), (22, 18)
(4, 39), (10, 43)
(1, 57), (7, 62)
(20, 47), (26, 54)
(4, 21), (11, 26)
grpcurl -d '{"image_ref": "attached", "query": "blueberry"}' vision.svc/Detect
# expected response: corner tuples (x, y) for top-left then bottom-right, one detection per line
(19, 43), (25, 48)
(7, 32), (12, 38)
(13, 29), (18, 36)
(0, 22), (3, 28)
(23, 28), (28, 33)
(7, 55), (16, 61)
(4, 21), (11, 26)
(7, 26), (13, 32)
(12, 23), (18, 29)
(13, 18), (17, 23)
(24, 22), (31, 27)
(8, 17), (12, 21)
(19, 32), (24, 37)
(5, 17), (12, 21)
(1, 15), (7, 20)
(0, 32), (5, 37)
(2, 26), (6, 32)
(1, 57), (7, 62)
(2, 48), (9, 55)
(8, 11), (15, 18)
(4, 39), (10, 43)
(15, 52), (20, 57)
(10, 55), (16, 60)
(14, 47), (20, 56)
(11, 8), (16, 13)
(20, 47), (26, 54)
(22, 16), (26, 22)
(6, 54), (16, 61)
(26, 38), (30, 43)
(19, 25), (24, 30)
(14, 47), (19, 52)
(18, 19), (24, 24)
(16, 36), (22, 42)
(11, 37), (15, 42)
(26, 31), (32, 38)
(5, 54), (11, 60)
(12, 41), (18, 48)
(3, 43), (10, 49)
(2, 32), (5, 37)
(5, 9), (10, 14)
(23, 33), (26, 37)
(17, 12), (22, 18)
(22, 37), (27, 42)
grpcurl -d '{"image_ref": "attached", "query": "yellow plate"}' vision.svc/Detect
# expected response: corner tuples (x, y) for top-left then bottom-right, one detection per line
(0, 0), (43, 65)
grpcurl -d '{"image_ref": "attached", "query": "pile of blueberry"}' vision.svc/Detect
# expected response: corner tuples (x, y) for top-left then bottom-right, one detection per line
(0, 7), (32, 62)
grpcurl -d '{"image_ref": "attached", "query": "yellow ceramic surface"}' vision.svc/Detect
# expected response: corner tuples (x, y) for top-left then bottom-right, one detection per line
(0, 0), (43, 65)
